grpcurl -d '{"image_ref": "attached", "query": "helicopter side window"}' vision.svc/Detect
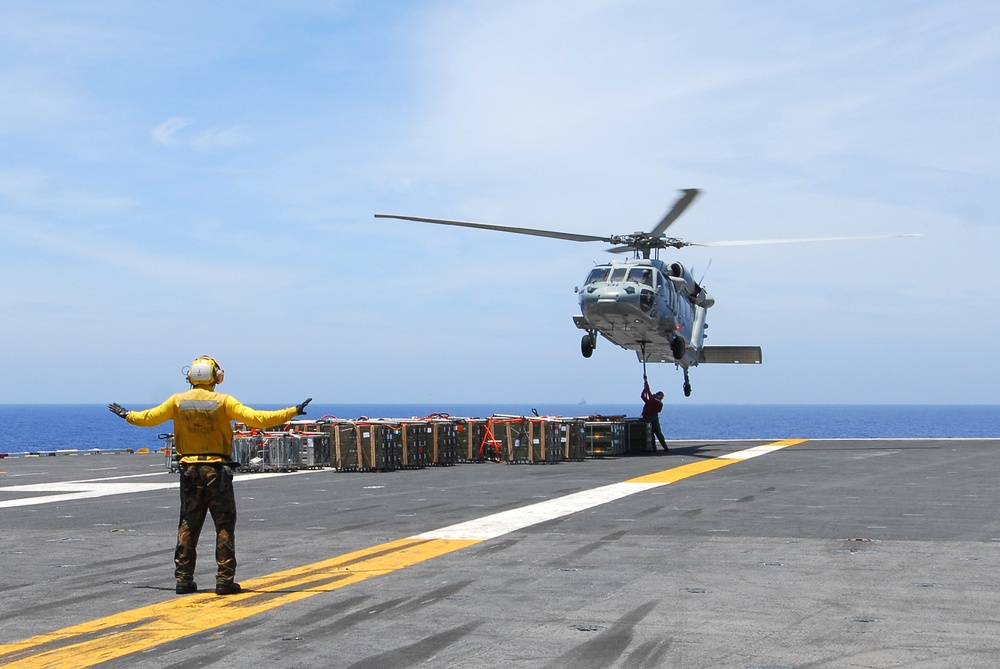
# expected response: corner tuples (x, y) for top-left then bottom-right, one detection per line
(585, 267), (611, 285)
(610, 268), (628, 283)
(627, 268), (653, 287)
(658, 271), (674, 310)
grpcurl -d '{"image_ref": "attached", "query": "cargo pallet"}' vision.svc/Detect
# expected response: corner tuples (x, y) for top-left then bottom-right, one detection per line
(165, 413), (653, 473)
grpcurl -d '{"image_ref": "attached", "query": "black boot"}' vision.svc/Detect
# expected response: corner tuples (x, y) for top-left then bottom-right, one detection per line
(215, 581), (242, 596)
(175, 581), (198, 595)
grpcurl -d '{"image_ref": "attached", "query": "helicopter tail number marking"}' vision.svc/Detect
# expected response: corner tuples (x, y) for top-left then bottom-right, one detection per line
(699, 346), (762, 364)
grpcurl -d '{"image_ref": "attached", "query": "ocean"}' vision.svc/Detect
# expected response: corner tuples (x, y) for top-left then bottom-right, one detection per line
(0, 404), (998, 455)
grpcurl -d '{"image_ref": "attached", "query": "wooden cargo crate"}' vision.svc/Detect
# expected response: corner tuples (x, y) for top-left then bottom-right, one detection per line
(315, 421), (363, 471)
(354, 422), (404, 471)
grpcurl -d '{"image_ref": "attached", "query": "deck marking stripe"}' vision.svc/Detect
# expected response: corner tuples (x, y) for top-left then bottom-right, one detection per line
(0, 439), (805, 668)
(418, 439), (806, 540)
(415, 481), (661, 541)
(0, 538), (478, 668)
(0, 471), (312, 509)
(626, 439), (807, 484)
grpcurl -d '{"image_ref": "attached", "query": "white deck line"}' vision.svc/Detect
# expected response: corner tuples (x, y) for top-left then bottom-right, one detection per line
(416, 441), (800, 542)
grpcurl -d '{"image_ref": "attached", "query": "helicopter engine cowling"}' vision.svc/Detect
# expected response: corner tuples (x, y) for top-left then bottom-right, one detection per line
(668, 262), (695, 291)
(669, 261), (714, 307)
(695, 288), (715, 308)
(668, 262), (698, 295)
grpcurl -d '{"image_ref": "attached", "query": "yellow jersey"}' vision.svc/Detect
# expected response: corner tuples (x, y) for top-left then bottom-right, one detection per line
(127, 387), (298, 464)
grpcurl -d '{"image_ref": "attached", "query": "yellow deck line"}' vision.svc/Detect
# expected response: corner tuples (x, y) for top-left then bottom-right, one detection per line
(0, 439), (805, 668)
(0, 538), (479, 668)
(627, 439), (807, 485)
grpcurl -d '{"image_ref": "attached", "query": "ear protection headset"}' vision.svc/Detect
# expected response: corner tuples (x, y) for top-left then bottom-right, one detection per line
(186, 356), (225, 386)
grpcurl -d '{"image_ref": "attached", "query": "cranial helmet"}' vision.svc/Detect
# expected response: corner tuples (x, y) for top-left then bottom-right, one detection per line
(187, 356), (224, 386)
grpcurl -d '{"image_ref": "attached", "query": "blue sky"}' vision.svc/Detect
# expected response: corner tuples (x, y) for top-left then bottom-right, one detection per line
(1, 1), (997, 405)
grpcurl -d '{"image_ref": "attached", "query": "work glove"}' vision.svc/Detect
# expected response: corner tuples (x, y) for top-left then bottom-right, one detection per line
(108, 403), (129, 420)
(296, 398), (313, 416)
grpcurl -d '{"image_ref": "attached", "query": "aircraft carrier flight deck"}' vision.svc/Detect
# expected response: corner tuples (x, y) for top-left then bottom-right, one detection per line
(2, 437), (998, 669)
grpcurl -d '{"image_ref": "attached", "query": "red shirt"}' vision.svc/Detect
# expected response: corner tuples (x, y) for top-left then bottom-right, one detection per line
(641, 385), (663, 417)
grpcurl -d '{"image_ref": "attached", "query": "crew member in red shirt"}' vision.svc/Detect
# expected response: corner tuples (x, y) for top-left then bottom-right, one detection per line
(641, 376), (669, 452)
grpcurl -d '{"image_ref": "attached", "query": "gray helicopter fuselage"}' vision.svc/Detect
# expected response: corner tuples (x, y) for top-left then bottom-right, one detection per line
(575, 257), (712, 367)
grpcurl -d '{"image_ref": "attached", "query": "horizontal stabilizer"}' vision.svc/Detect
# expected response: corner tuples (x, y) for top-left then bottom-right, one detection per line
(699, 346), (762, 364)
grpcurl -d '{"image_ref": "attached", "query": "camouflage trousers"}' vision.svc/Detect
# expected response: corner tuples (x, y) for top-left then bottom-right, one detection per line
(175, 464), (237, 585)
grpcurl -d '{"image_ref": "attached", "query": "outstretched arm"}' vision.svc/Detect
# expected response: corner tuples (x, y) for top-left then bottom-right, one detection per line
(224, 396), (304, 428)
(122, 397), (177, 427)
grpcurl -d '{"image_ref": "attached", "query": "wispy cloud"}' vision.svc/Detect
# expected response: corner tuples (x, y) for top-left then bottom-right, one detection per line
(151, 118), (251, 149)
(151, 117), (193, 146)
(191, 124), (252, 150)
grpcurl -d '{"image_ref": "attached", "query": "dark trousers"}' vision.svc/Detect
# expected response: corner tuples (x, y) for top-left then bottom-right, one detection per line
(643, 413), (668, 450)
(176, 464), (237, 584)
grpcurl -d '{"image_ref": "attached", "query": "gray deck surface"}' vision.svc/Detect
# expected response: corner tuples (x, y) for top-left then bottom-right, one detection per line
(2, 438), (998, 668)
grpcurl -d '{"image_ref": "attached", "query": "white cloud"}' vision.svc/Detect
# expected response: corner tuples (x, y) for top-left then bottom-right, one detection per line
(151, 117), (193, 146)
(191, 124), (252, 150)
(151, 119), (251, 149)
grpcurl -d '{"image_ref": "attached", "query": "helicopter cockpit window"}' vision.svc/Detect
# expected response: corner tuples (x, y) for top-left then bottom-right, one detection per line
(610, 268), (628, 283)
(627, 268), (654, 287)
(585, 267), (611, 285)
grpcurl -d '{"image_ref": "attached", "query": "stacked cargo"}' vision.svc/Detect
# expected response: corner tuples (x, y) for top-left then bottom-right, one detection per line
(230, 431), (313, 471)
(232, 432), (264, 470)
(583, 419), (626, 457)
(401, 421), (430, 469)
(557, 418), (587, 461)
(525, 417), (565, 464)
(455, 418), (492, 462)
(487, 416), (532, 463)
(624, 419), (654, 454)
(293, 432), (332, 468)
(431, 419), (461, 465)
(264, 433), (303, 470)
(411, 416), (460, 466)
(218, 412), (654, 473)
(353, 421), (404, 471)
(321, 420), (363, 471)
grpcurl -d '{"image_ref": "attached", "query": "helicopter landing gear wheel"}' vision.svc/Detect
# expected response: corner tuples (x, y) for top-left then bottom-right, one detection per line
(683, 368), (692, 397)
(581, 333), (596, 358)
(670, 336), (686, 361)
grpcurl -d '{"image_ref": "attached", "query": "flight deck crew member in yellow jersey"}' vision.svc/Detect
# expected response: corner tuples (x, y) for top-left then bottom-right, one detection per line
(109, 356), (311, 596)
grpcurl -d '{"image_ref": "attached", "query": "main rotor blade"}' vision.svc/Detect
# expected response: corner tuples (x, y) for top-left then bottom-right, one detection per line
(650, 188), (700, 237)
(375, 213), (613, 243)
(687, 233), (922, 247)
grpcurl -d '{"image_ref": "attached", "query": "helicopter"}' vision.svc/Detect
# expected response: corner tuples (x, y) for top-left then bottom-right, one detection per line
(375, 189), (918, 397)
